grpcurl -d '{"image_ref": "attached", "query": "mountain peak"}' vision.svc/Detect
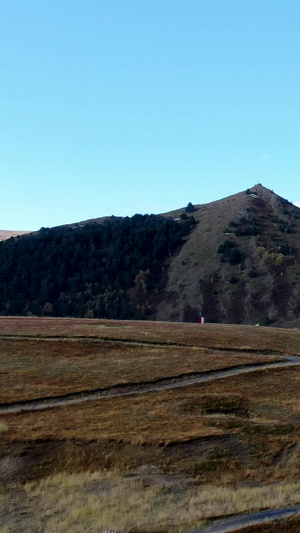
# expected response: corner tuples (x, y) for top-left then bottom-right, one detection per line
(1, 184), (300, 327)
(154, 183), (300, 326)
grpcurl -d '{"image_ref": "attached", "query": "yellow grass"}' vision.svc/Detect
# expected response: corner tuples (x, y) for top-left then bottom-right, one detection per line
(2, 471), (300, 532)
(0, 420), (8, 433)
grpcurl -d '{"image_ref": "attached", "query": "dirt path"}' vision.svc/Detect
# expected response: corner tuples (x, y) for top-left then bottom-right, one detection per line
(189, 504), (300, 532)
(1, 357), (300, 414)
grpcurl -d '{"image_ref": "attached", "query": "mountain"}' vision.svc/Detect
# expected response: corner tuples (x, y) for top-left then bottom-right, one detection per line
(0, 230), (31, 241)
(1, 184), (300, 327)
(0, 213), (195, 318)
(151, 184), (300, 327)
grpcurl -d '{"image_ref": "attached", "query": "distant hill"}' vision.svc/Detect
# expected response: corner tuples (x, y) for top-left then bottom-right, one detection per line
(1, 184), (300, 327)
(0, 230), (31, 241)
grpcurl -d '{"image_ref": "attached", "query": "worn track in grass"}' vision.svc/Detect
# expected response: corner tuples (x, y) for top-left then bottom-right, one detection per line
(189, 504), (300, 532)
(0, 333), (289, 354)
(1, 357), (300, 415)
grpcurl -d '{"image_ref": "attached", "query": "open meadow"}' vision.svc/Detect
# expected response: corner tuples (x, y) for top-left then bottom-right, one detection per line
(1, 317), (300, 532)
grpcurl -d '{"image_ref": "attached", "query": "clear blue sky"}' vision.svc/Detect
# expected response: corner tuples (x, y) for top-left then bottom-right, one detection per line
(1, 0), (299, 230)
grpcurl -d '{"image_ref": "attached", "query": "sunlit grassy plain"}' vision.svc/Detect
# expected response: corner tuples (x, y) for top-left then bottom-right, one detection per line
(1, 317), (300, 532)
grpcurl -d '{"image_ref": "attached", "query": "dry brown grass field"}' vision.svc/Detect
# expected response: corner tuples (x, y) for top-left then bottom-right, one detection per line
(234, 517), (300, 532)
(0, 337), (281, 403)
(1, 317), (300, 532)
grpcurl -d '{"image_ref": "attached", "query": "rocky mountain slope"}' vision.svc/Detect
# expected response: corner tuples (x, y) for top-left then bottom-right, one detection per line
(150, 184), (300, 327)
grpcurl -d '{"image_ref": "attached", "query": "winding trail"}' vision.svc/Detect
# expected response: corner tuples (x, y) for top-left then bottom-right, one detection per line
(1, 356), (300, 415)
(2, 348), (300, 532)
(188, 504), (300, 532)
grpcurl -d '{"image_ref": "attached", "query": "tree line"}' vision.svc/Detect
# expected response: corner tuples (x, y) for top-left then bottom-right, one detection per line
(0, 213), (195, 319)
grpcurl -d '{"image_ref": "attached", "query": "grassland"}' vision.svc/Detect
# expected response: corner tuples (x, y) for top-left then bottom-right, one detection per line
(0, 336), (281, 403)
(237, 518), (300, 532)
(2, 316), (300, 353)
(1, 317), (300, 532)
(2, 471), (300, 533)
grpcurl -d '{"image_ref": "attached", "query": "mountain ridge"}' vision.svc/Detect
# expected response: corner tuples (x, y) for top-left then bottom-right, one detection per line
(150, 184), (300, 326)
(1, 184), (300, 327)
(0, 230), (31, 241)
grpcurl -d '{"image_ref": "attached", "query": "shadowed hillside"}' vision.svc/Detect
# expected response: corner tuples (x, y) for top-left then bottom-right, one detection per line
(0, 214), (195, 319)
